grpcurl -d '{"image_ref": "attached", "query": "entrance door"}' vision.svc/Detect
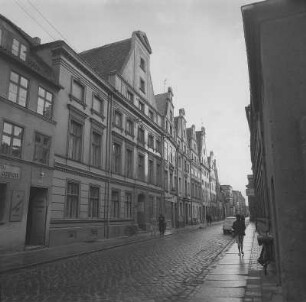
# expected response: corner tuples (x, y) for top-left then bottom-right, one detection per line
(26, 187), (47, 246)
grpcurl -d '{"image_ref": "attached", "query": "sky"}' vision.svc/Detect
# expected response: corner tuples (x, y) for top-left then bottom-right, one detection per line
(1, 0), (263, 200)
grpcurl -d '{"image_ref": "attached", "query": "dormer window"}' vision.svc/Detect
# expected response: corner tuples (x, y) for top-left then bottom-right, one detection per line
(11, 39), (27, 61)
(140, 78), (145, 94)
(140, 58), (146, 72)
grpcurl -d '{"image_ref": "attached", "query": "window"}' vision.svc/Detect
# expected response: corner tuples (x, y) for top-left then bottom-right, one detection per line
(71, 80), (85, 102)
(112, 142), (121, 174)
(140, 58), (146, 71)
(140, 78), (145, 93)
(138, 127), (145, 144)
(179, 177), (182, 193)
(111, 191), (120, 218)
(65, 181), (79, 218)
(139, 101), (145, 112)
(0, 29), (2, 46)
(125, 148), (133, 178)
(125, 192), (132, 218)
(37, 87), (53, 118)
(68, 120), (83, 161)
(89, 186), (99, 218)
(149, 110), (154, 121)
(137, 153), (145, 181)
(148, 134), (154, 149)
(91, 131), (102, 167)
(156, 139), (161, 154)
(126, 119), (134, 136)
(156, 161), (161, 186)
(148, 159), (154, 184)
(1, 121), (23, 157)
(127, 91), (134, 102)
(34, 132), (51, 164)
(164, 171), (168, 191)
(114, 111), (122, 128)
(11, 39), (27, 61)
(8, 71), (28, 107)
(170, 111), (173, 122)
(92, 95), (103, 115)
(170, 172), (173, 190)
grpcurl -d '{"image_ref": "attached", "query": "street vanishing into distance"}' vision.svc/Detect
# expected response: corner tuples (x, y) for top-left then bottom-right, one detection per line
(0, 223), (233, 302)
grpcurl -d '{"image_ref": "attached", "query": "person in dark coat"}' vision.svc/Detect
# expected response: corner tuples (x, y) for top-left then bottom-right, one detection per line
(158, 214), (166, 236)
(232, 214), (246, 256)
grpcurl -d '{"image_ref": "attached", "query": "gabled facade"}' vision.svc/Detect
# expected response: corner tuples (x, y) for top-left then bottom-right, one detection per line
(80, 31), (164, 233)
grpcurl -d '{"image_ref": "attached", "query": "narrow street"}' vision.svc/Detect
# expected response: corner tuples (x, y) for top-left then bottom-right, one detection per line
(0, 223), (233, 302)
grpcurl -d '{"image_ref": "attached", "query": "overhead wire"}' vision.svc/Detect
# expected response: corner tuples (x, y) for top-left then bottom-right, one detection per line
(13, 0), (57, 41)
(26, 0), (70, 44)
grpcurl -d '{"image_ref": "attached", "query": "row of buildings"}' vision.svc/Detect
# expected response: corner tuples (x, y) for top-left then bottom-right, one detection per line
(242, 0), (306, 301)
(0, 14), (245, 253)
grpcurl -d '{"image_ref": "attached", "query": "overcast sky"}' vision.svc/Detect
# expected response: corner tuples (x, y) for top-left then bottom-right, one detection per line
(1, 0), (263, 200)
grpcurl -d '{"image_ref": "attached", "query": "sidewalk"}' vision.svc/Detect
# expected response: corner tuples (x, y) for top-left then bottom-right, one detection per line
(0, 221), (218, 274)
(189, 223), (284, 302)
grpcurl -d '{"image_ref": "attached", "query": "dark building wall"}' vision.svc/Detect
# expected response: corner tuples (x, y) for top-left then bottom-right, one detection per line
(260, 12), (306, 300)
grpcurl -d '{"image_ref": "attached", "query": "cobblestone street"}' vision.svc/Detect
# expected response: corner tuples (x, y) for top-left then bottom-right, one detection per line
(0, 223), (233, 302)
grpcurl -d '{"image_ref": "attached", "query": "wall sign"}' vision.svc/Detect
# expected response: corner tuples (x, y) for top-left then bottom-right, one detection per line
(10, 191), (24, 222)
(0, 163), (21, 180)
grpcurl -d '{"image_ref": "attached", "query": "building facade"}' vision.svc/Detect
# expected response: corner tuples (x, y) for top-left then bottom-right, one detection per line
(0, 15), (227, 253)
(242, 1), (306, 300)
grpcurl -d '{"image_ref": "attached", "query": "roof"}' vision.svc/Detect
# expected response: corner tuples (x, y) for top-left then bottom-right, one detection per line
(79, 38), (132, 79)
(155, 93), (168, 116)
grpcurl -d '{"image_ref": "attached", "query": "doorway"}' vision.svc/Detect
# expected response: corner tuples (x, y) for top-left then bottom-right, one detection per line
(25, 187), (48, 246)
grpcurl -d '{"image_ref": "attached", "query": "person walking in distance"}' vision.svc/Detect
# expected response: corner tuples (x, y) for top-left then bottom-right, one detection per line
(232, 214), (246, 256)
(158, 214), (165, 236)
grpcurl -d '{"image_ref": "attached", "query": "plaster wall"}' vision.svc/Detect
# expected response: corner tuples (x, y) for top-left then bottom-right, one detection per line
(261, 12), (306, 301)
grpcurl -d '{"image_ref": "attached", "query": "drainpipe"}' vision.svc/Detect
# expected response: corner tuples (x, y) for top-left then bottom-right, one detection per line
(104, 92), (113, 239)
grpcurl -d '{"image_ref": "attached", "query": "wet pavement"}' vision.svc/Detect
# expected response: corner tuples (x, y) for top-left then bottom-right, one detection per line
(0, 222), (284, 302)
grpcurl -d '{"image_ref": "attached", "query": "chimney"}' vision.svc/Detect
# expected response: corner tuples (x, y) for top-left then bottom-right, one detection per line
(33, 37), (41, 45)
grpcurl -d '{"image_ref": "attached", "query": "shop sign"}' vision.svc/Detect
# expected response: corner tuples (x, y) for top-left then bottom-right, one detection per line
(0, 163), (21, 179)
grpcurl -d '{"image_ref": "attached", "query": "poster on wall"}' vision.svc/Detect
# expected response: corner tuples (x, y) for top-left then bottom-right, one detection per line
(9, 190), (24, 222)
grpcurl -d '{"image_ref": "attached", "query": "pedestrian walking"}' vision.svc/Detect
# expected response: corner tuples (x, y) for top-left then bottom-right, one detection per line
(150, 217), (157, 236)
(232, 214), (246, 256)
(206, 214), (212, 226)
(158, 214), (165, 236)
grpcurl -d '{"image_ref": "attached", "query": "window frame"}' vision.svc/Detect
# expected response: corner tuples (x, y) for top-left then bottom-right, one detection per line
(1, 120), (24, 158)
(91, 129), (102, 168)
(125, 192), (133, 218)
(111, 190), (120, 218)
(33, 131), (51, 165)
(139, 78), (146, 94)
(88, 185), (100, 218)
(113, 110), (123, 129)
(148, 134), (154, 149)
(91, 94), (104, 117)
(8, 70), (29, 107)
(37, 86), (53, 119)
(112, 141), (122, 174)
(67, 116), (84, 162)
(125, 118), (134, 137)
(65, 180), (80, 219)
(125, 147), (133, 178)
(138, 101), (145, 113)
(70, 78), (86, 107)
(137, 152), (145, 181)
(137, 127), (145, 145)
(11, 38), (27, 61)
